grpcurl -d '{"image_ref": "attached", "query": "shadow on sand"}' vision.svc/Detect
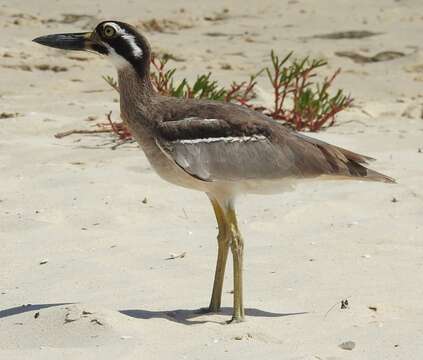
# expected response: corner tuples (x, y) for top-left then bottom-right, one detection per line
(0, 303), (73, 319)
(0, 303), (307, 325)
(119, 307), (307, 325)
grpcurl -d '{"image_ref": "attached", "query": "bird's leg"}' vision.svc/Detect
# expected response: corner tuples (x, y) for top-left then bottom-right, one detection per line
(208, 197), (230, 313)
(227, 204), (245, 323)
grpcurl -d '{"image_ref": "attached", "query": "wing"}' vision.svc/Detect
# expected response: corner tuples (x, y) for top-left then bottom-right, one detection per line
(155, 112), (394, 183)
(158, 123), (288, 181)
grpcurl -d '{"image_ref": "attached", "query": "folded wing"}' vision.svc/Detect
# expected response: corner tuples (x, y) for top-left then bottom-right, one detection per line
(156, 115), (394, 183)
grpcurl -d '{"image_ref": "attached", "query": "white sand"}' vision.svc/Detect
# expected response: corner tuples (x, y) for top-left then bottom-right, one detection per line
(1, 0), (422, 359)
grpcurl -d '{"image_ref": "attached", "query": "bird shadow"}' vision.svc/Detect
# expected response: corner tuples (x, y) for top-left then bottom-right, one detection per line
(119, 307), (307, 325)
(0, 303), (307, 326)
(0, 303), (73, 319)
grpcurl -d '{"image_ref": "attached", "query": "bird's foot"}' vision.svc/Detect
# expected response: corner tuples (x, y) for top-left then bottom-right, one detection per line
(226, 316), (245, 324)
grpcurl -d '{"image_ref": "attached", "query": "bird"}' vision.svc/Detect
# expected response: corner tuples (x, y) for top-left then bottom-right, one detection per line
(33, 21), (394, 323)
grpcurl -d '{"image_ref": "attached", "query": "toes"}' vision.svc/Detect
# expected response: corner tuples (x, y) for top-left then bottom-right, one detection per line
(226, 316), (245, 324)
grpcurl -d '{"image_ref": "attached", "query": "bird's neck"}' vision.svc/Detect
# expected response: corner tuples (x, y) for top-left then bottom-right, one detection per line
(117, 64), (154, 103)
(116, 64), (164, 159)
(117, 64), (157, 125)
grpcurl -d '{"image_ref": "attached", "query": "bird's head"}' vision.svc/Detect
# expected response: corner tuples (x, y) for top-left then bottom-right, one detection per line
(33, 21), (151, 75)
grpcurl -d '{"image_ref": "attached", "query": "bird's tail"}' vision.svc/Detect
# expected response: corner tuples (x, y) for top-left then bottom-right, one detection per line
(335, 146), (396, 183)
(359, 167), (396, 183)
(294, 132), (396, 183)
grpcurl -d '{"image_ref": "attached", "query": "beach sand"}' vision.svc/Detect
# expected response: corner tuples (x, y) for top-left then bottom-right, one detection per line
(1, 0), (422, 359)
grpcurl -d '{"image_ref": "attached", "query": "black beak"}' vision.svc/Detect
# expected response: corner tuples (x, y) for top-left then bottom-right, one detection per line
(33, 32), (92, 51)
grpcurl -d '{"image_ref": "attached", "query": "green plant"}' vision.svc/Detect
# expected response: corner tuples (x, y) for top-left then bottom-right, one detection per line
(264, 51), (353, 131)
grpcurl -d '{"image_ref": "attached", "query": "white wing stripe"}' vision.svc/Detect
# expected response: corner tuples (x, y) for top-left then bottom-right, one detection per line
(175, 135), (267, 144)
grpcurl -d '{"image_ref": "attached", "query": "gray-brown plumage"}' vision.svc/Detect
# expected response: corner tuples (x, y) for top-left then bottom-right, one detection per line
(33, 20), (395, 323)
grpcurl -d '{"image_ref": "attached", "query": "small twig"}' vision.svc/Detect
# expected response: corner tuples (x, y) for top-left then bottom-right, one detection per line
(182, 208), (188, 219)
(324, 296), (352, 319)
(105, 111), (133, 140)
(165, 252), (187, 260)
(54, 129), (112, 139)
(110, 139), (136, 150)
(106, 111), (118, 133)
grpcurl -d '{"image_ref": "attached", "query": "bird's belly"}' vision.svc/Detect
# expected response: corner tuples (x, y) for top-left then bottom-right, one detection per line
(227, 177), (299, 195)
(144, 142), (299, 195)
(149, 151), (300, 198)
(132, 128), (301, 196)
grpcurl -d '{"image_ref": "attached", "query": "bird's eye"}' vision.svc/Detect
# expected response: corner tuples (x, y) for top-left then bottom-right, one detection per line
(103, 25), (116, 38)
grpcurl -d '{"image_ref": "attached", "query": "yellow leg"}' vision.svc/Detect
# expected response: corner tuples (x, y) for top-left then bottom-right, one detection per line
(227, 205), (245, 323)
(208, 197), (230, 313)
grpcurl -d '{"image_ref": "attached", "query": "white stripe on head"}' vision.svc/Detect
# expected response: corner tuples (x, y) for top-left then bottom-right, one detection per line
(103, 22), (143, 59)
(122, 33), (143, 58)
(103, 22), (121, 32)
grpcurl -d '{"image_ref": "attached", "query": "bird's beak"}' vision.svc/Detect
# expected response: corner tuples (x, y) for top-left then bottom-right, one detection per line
(33, 32), (92, 51)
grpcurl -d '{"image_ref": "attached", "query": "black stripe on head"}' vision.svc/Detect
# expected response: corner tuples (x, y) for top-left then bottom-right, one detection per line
(91, 42), (108, 55)
(94, 21), (151, 76)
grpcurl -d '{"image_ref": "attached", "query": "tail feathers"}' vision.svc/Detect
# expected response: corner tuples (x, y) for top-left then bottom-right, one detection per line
(359, 166), (396, 184)
(321, 143), (396, 183)
(334, 145), (375, 164)
(294, 132), (395, 183)
(296, 132), (375, 164)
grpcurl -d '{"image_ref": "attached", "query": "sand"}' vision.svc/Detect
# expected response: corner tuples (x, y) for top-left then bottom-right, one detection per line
(1, 0), (422, 359)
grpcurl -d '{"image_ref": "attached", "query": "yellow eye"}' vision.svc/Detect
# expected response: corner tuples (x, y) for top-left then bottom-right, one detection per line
(103, 25), (116, 38)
